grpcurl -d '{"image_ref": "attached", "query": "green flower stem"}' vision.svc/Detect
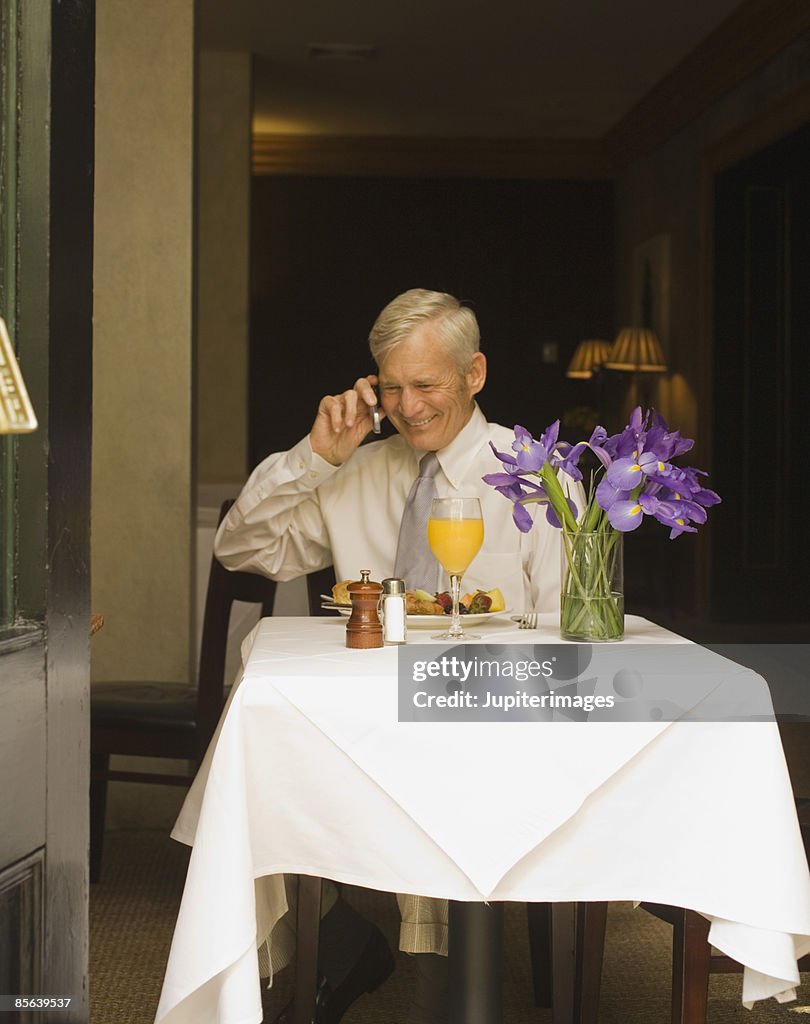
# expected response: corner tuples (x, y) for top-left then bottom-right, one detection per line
(560, 525), (624, 641)
(540, 463), (578, 531)
(582, 497), (603, 533)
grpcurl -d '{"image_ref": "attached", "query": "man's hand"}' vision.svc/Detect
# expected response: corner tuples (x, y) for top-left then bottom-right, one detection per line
(310, 375), (384, 466)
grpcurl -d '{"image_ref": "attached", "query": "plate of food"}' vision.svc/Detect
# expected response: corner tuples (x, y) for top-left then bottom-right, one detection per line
(321, 582), (510, 627)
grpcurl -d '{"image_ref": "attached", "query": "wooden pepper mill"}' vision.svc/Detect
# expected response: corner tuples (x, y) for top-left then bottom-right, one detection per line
(346, 570), (383, 649)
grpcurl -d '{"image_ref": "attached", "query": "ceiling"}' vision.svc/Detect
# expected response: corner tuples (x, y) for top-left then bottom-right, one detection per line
(197, 0), (745, 138)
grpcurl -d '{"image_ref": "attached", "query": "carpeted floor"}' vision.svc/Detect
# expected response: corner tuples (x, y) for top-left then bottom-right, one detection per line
(89, 829), (809, 1024)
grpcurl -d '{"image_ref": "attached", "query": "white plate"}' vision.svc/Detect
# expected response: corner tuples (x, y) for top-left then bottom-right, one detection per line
(321, 604), (511, 628)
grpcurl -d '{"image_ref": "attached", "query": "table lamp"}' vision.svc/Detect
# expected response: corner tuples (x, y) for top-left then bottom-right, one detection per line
(604, 327), (667, 411)
(565, 339), (612, 379)
(604, 327), (667, 373)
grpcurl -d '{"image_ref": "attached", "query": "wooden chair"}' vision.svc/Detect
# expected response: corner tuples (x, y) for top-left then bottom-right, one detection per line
(90, 499), (277, 881)
(643, 799), (810, 1024)
(576, 800), (810, 1024)
(528, 902), (609, 1021)
(306, 566), (336, 616)
(633, 897), (810, 1024)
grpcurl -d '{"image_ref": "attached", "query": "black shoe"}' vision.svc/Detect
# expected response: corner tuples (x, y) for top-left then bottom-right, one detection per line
(274, 923), (394, 1024)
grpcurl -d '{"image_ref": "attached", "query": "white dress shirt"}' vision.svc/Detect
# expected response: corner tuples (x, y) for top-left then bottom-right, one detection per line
(215, 404), (571, 613)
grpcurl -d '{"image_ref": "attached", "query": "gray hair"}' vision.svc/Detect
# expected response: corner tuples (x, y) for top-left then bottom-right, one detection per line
(368, 289), (480, 374)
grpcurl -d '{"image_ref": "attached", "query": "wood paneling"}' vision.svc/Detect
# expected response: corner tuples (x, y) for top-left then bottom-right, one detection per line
(249, 176), (614, 464)
(0, 852), (43, 1003)
(252, 1), (810, 181)
(606, 0), (810, 166)
(0, 643), (46, 867)
(252, 134), (612, 180)
(703, 79), (810, 175)
(695, 82), (810, 620)
(710, 121), (810, 622)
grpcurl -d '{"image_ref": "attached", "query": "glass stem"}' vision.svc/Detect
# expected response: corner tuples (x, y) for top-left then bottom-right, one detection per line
(450, 573), (463, 635)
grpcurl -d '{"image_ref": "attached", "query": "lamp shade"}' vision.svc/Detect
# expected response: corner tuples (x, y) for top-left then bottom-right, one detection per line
(604, 327), (667, 372)
(566, 338), (612, 379)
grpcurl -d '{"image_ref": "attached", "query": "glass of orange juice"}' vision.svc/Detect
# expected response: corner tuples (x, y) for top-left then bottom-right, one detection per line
(428, 497), (484, 640)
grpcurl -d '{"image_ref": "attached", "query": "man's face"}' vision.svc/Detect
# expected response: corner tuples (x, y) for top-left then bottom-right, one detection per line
(377, 322), (486, 452)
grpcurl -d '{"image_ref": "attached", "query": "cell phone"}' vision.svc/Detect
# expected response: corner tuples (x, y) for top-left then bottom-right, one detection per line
(370, 385), (381, 434)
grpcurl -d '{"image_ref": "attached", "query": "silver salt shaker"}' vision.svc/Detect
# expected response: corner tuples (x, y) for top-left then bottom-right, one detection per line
(381, 577), (407, 645)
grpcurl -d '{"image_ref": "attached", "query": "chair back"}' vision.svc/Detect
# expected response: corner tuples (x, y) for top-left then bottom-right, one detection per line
(306, 565), (337, 615)
(196, 500), (277, 755)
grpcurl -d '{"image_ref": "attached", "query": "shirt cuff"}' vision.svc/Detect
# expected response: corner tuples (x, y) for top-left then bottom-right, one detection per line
(229, 435), (339, 522)
(297, 435), (341, 481)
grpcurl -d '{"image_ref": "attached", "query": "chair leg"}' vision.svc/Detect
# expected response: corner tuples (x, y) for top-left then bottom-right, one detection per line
(671, 910), (710, 1024)
(551, 903), (577, 1024)
(527, 902), (552, 1007)
(293, 875), (322, 1024)
(89, 752), (110, 883)
(575, 902), (608, 1024)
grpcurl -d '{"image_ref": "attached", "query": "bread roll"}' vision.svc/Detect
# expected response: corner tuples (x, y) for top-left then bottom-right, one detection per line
(331, 580), (352, 606)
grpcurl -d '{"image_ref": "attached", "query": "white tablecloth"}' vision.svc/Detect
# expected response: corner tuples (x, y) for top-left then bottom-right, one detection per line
(156, 615), (810, 1024)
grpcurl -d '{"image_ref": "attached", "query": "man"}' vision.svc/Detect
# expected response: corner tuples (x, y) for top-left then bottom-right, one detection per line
(215, 289), (567, 1023)
(216, 287), (562, 610)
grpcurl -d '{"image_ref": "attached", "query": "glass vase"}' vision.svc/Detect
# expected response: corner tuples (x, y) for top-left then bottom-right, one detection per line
(560, 528), (624, 642)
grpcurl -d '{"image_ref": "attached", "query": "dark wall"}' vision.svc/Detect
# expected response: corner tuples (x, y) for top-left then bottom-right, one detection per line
(712, 121), (810, 624)
(250, 176), (614, 464)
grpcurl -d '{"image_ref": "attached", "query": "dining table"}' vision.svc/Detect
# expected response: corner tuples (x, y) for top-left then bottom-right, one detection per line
(155, 612), (810, 1024)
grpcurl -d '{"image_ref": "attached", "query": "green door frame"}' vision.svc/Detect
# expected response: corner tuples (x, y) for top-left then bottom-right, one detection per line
(0, 0), (94, 1018)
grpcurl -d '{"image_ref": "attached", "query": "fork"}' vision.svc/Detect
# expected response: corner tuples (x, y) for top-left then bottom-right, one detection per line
(511, 613), (538, 629)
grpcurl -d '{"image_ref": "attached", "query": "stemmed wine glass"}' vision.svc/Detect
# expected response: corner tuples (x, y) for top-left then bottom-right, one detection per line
(427, 497), (484, 640)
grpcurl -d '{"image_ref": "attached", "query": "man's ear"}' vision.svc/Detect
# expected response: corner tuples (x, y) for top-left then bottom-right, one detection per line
(467, 352), (487, 396)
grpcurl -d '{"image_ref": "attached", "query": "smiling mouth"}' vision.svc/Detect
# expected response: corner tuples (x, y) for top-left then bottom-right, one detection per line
(402, 414), (438, 428)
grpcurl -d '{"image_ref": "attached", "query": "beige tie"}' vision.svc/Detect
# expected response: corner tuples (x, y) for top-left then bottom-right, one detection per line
(393, 452), (443, 593)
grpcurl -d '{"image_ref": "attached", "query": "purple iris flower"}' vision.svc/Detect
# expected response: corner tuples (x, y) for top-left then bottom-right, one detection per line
(657, 495), (708, 525)
(691, 487), (721, 507)
(607, 499), (646, 532)
(545, 496), (579, 529)
(608, 489), (706, 536)
(512, 501), (534, 532)
(483, 407), (720, 541)
(511, 425), (548, 472)
(645, 423), (694, 461)
(481, 472), (525, 490)
(489, 440), (519, 471)
(555, 441), (587, 481)
(668, 465), (704, 487)
(611, 407), (646, 458)
(628, 406), (645, 433)
(540, 419), (560, 452)
(481, 473), (527, 502)
(653, 503), (700, 539)
(659, 470), (721, 513)
(606, 425), (640, 461)
(595, 477), (624, 511)
(607, 491), (669, 532)
(482, 469), (552, 533)
(482, 472), (547, 502)
(585, 426), (613, 470)
(607, 451), (672, 491)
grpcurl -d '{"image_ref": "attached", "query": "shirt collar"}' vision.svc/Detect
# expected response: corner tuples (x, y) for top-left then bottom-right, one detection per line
(434, 404), (491, 490)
